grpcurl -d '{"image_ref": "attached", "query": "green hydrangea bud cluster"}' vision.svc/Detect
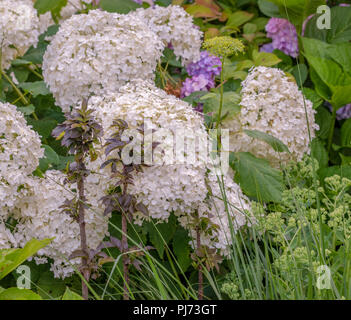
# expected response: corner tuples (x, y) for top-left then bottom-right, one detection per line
(202, 36), (245, 58)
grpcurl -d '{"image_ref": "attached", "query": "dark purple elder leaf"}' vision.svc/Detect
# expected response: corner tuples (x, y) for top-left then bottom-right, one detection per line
(69, 249), (89, 260)
(135, 202), (148, 216)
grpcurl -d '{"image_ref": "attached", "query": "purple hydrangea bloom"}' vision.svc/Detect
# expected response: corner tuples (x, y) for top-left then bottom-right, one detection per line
(186, 51), (222, 78)
(181, 74), (214, 98)
(260, 43), (274, 54)
(181, 51), (221, 98)
(337, 104), (351, 120)
(265, 18), (299, 58)
(133, 0), (154, 4)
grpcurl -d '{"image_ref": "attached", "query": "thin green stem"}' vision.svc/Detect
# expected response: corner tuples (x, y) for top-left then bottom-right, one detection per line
(327, 105), (337, 154)
(1, 69), (29, 105)
(216, 57), (225, 131)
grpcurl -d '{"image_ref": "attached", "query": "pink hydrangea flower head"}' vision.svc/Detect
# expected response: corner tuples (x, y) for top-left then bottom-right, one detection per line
(265, 18), (299, 58)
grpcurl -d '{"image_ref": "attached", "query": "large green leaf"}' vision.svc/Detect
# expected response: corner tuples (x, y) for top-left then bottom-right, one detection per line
(318, 165), (351, 183)
(302, 37), (351, 108)
(172, 228), (191, 273)
(39, 145), (60, 172)
(147, 215), (177, 259)
(0, 239), (52, 280)
(0, 288), (42, 300)
(100, 0), (141, 13)
(252, 50), (282, 67)
(19, 81), (50, 98)
(341, 118), (351, 148)
(61, 287), (83, 300)
(230, 152), (284, 203)
(304, 6), (351, 44)
(243, 129), (289, 153)
(34, 0), (67, 15)
(257, 0), (281, 18)
(226, 11), (254, 28)
(266, 0), (325, 29)
(311, 138), (328, 168)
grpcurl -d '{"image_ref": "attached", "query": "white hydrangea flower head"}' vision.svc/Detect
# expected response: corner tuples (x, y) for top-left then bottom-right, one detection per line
(0, 0), (40, 70)
(86, 80), (208, 221)
(130, 4), (203, 64)
(87, 80), (253, 256)
(222, 66), (319, 168)
(42, 9), (164, 111)
(0, 101), (44, 213)
(12, 170), (109, 279)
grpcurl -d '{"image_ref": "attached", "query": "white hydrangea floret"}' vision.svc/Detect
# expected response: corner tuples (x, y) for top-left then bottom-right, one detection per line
(222, 66), (319, 167)
(42, 9), (164, 111)
(130, 4), (203, 64)
(0, 0), (41, 70)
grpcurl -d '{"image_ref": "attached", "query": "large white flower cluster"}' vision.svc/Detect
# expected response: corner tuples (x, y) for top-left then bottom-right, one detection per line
(222, 66), (319, 167)
(0, 0), (40, 70)
(42, 9), (164, 111)
(8, 170), (109, 279)
(130, 5), (202, 64)
(0, 102), (44, 213)
(87, 80), (252, 256)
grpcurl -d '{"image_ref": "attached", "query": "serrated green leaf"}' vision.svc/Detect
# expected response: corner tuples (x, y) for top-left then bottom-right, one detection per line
(230, 152), (284, 202)
(19, 81), (50, 97)
(252, 50), (281, 67)
(17, 104), (35, 116)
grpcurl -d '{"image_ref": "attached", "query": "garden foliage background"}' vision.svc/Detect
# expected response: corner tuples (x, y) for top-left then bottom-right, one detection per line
(1, 0), (351, 300)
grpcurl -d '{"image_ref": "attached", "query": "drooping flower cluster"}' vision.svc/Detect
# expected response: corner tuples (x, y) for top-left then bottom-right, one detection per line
(130, 5), (203, 64)
(181, 51), (222, 98)
(222, 67), (319, 167)
(0, 0), (41, 70)
(86, 80), (252, 256)
(264, 18), (299, 58)
(42, 9), (164, 111)
(0, 102), (44, 213)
